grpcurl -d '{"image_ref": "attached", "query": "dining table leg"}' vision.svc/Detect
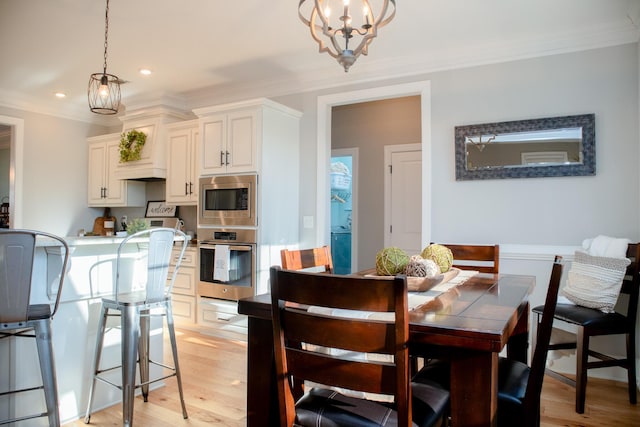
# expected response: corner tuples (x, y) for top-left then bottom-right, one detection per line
(449, 350), (499, 427)
(507, 302), (530, 364)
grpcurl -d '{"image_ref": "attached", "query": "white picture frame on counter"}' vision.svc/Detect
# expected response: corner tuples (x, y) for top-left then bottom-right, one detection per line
(145, 200), (177, 218)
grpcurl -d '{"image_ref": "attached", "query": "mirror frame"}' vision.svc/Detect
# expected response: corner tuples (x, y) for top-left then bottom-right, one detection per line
(455, 113), (595, 180)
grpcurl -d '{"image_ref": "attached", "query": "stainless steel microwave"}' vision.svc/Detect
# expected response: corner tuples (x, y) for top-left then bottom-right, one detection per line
(199, 174), (257, 227)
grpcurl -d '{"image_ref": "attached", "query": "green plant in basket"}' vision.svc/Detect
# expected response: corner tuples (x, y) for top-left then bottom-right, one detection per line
(119, 129), (147, 162)
(126, 218), (148, 235)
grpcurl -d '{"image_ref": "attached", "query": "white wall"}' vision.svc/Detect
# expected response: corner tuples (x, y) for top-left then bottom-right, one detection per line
(0, 106), (110, 236)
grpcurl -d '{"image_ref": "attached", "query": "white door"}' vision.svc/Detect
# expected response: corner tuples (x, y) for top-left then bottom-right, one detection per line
(384, 144), (422, 256)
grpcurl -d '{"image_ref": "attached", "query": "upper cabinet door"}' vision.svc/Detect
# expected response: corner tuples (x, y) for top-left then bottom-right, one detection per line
(87, 134), (145, 208)
(104, 139), (126, 204)
(226, 110), (257, 174)
(166, 123), (198, 205)
(87, 142), (107, 205)
(199, 109), (257, 175)
(200, 114), (226, 175)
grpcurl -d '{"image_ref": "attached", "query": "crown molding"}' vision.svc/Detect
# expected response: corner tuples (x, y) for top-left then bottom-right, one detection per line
(2, 21), (638, 121)
(184, 22), (640, 109)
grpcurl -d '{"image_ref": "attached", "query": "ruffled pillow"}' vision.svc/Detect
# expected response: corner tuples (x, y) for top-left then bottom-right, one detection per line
(561, 251), (630, 313)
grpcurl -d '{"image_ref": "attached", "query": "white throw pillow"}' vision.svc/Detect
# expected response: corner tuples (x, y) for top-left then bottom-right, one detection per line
(561, 251), (630, 313)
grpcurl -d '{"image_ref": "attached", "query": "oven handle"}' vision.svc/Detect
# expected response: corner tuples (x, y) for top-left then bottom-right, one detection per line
(199, 244), (254, 252)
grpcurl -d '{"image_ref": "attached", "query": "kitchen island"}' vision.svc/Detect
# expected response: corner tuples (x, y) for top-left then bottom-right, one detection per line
(1, 235), (183, 426)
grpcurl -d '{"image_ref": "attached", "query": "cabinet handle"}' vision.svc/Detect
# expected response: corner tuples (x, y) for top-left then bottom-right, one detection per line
(189, 182), (193, 195)
(102, 187), (107, 199)
(225, 151), (230, 165)
(220, 150), (225, 166)
(185, 182), (188, 196)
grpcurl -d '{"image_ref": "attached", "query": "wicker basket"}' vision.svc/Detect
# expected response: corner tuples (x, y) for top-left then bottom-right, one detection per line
(366, 268), (460, 292)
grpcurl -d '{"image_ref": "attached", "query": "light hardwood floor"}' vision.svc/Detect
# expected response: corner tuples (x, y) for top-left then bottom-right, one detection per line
(66, 327), (639, 427)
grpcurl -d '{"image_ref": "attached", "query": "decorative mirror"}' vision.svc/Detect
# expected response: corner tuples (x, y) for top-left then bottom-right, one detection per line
(455, 114), (595, 180)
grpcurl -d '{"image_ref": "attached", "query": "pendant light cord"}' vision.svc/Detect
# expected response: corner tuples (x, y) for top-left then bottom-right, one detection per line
(102, 0), (110, 75)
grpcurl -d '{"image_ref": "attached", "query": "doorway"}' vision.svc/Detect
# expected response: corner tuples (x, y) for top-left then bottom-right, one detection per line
(330, 148), (358, 274)
(315, 81), (432, 260)
(0, 116), (24, 229)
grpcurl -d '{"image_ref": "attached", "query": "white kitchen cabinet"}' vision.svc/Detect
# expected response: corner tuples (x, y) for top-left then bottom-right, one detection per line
(166, 120), (199, 205)
(196, 98), (302, 295)
(87, 134), (145, 207)
(115, 106), (191, 180)
(170, 246), (197, 326)
(198, 109), (257, 175)
(198, 297), (247, 341)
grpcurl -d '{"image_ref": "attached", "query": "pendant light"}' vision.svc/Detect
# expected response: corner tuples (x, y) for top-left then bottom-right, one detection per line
(88, 0), (121, 115)
(298, 0), (396, 72)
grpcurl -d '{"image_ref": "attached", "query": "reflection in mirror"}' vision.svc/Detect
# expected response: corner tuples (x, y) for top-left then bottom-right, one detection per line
(455, 114), (595, 180)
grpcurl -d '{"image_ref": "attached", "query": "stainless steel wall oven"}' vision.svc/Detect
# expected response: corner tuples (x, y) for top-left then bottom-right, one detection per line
(197, 227), (256, 301)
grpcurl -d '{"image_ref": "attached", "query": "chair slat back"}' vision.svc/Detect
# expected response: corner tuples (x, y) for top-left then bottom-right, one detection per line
(525, 256), (563, 423)
(0, 232), (35, 323)
(116, 228), (188, 303)
(621, 243), (640, 325)
(280, 246), (334, 273)
(0, 230), (69, 324)
(270, 266), (411, 427)
(436, 243), (500, 274)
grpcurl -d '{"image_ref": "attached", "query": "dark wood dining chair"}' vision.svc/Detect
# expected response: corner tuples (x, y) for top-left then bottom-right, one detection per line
(411, 243), (500, 373)
(433, 243), (500, 274)
(414, 256), (563, 427)
(280, 246), (334, 273)
(532, 243), (640, 413)
(270, 266), (449, 427)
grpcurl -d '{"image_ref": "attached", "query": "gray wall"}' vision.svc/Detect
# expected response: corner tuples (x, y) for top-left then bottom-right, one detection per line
(0, 106), (109, 236)
(278, 43), (639, 253)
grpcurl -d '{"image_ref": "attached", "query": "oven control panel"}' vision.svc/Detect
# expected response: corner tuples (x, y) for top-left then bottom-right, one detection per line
(197, 227), (256, 245)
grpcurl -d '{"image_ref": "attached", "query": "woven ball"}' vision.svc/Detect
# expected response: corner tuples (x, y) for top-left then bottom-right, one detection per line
(375, 247), (409, 276)
(420, 244), (454, 273)
(405, 255), (440, 278)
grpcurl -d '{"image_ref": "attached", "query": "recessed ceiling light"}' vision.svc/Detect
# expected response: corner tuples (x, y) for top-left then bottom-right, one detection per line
(139, 68), (152, 76)
(54, 92), (66, 98)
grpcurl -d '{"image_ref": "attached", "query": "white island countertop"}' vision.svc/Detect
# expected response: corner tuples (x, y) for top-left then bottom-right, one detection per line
(34, 234), (192, 247)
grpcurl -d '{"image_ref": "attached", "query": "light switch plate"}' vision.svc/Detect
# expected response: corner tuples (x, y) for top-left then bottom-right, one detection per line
(303, 216), (314, 229)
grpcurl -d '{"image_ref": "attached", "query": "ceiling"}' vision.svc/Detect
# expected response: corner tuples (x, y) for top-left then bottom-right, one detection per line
(1, 0), (638, 126)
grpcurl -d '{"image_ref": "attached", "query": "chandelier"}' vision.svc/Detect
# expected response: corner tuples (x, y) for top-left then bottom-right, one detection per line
(88, 0), (121, 115)
(298, 0), (396, 72)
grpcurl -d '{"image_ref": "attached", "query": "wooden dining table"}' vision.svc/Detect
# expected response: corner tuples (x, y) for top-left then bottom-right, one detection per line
(237, 271), (535, 427)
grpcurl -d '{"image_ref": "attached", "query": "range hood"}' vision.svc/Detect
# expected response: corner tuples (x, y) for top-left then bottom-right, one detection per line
(114, 105), (191, 180)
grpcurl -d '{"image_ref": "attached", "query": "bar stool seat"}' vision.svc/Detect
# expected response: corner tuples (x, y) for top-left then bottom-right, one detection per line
(84, 228), (188, 427)
(0, 229), (69, 427)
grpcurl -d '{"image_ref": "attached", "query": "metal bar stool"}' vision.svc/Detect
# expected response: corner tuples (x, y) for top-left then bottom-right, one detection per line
(0, 229), (69, 426)
(84, 228), (188, 427)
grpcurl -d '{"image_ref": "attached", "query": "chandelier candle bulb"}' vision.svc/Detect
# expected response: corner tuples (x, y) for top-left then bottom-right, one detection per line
(364, 6), (371, 27)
